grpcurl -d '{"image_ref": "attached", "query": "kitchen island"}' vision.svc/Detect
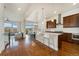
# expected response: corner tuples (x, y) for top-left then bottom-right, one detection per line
(36, 31), (62, 51)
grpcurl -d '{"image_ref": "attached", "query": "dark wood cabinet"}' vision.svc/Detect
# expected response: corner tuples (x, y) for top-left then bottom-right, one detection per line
(58, 33), (72, 50)
(63, 13), (79, 27)
(59, 33), (79, 45)
(46, 20), (56, 28)
(58, 35), (62, 49)
(59, 33), (72, 42)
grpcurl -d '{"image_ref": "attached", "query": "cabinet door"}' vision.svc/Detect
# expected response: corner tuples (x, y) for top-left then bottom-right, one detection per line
(63, 13), (79, 27)
(49, 39), (54, 48)
(46, 20), (56, 28)
(63, 16), (72, 27)
(75, 14), (79, 27)
(70, 15), (77, 27)
(44, 38), (49, 46)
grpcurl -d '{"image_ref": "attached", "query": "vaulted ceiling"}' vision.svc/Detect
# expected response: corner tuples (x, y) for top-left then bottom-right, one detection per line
(0, 3), (79, 22)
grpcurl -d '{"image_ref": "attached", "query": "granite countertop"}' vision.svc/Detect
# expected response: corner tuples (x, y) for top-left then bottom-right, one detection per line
(45, 31), (63, 33)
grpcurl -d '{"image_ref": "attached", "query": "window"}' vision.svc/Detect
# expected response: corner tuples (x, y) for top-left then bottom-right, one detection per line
(25, 25), (34, 29)
(4, 22), (18, 33)
(25, 22), (35, 29)
(4, 22), (17, 28)
(4, 22), (12, 27)
(12, 23), (17, 28)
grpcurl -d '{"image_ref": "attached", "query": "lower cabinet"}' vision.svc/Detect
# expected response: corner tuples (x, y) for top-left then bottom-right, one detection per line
(59, 33), (72, 42)
(43, 38), (49, 46)
(36, 33), (59, 51)
(49, 38), (54, 48)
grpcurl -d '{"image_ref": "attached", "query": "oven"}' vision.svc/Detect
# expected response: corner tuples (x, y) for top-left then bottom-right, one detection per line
(72, 33), (79, 40)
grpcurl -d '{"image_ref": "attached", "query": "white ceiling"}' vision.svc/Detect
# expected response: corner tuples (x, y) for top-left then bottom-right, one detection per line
(26, 3), (79, 19)
(0, 3), (79, 22)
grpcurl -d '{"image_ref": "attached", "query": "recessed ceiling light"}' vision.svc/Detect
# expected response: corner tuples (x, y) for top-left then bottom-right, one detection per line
(73, 3), (77, 5)
(0, 51), (2, 54)
(17, 8), (21, 11)
(51, 19), (54, 22)
(54, 11), (57, 14)
(42, 22), (44, 24)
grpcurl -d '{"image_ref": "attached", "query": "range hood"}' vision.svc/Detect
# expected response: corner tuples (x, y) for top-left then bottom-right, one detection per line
(56, 13), (63, 32)
(57, 13), (62, 25)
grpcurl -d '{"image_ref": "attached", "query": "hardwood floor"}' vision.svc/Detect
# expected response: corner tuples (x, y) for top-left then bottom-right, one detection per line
(0, 35), (79, 56)
(58, 41), (79, 56)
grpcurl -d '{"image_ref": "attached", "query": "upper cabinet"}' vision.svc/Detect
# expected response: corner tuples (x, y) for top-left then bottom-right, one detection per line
(63, 13), (79, 28)
(46, 20), (56, 28)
